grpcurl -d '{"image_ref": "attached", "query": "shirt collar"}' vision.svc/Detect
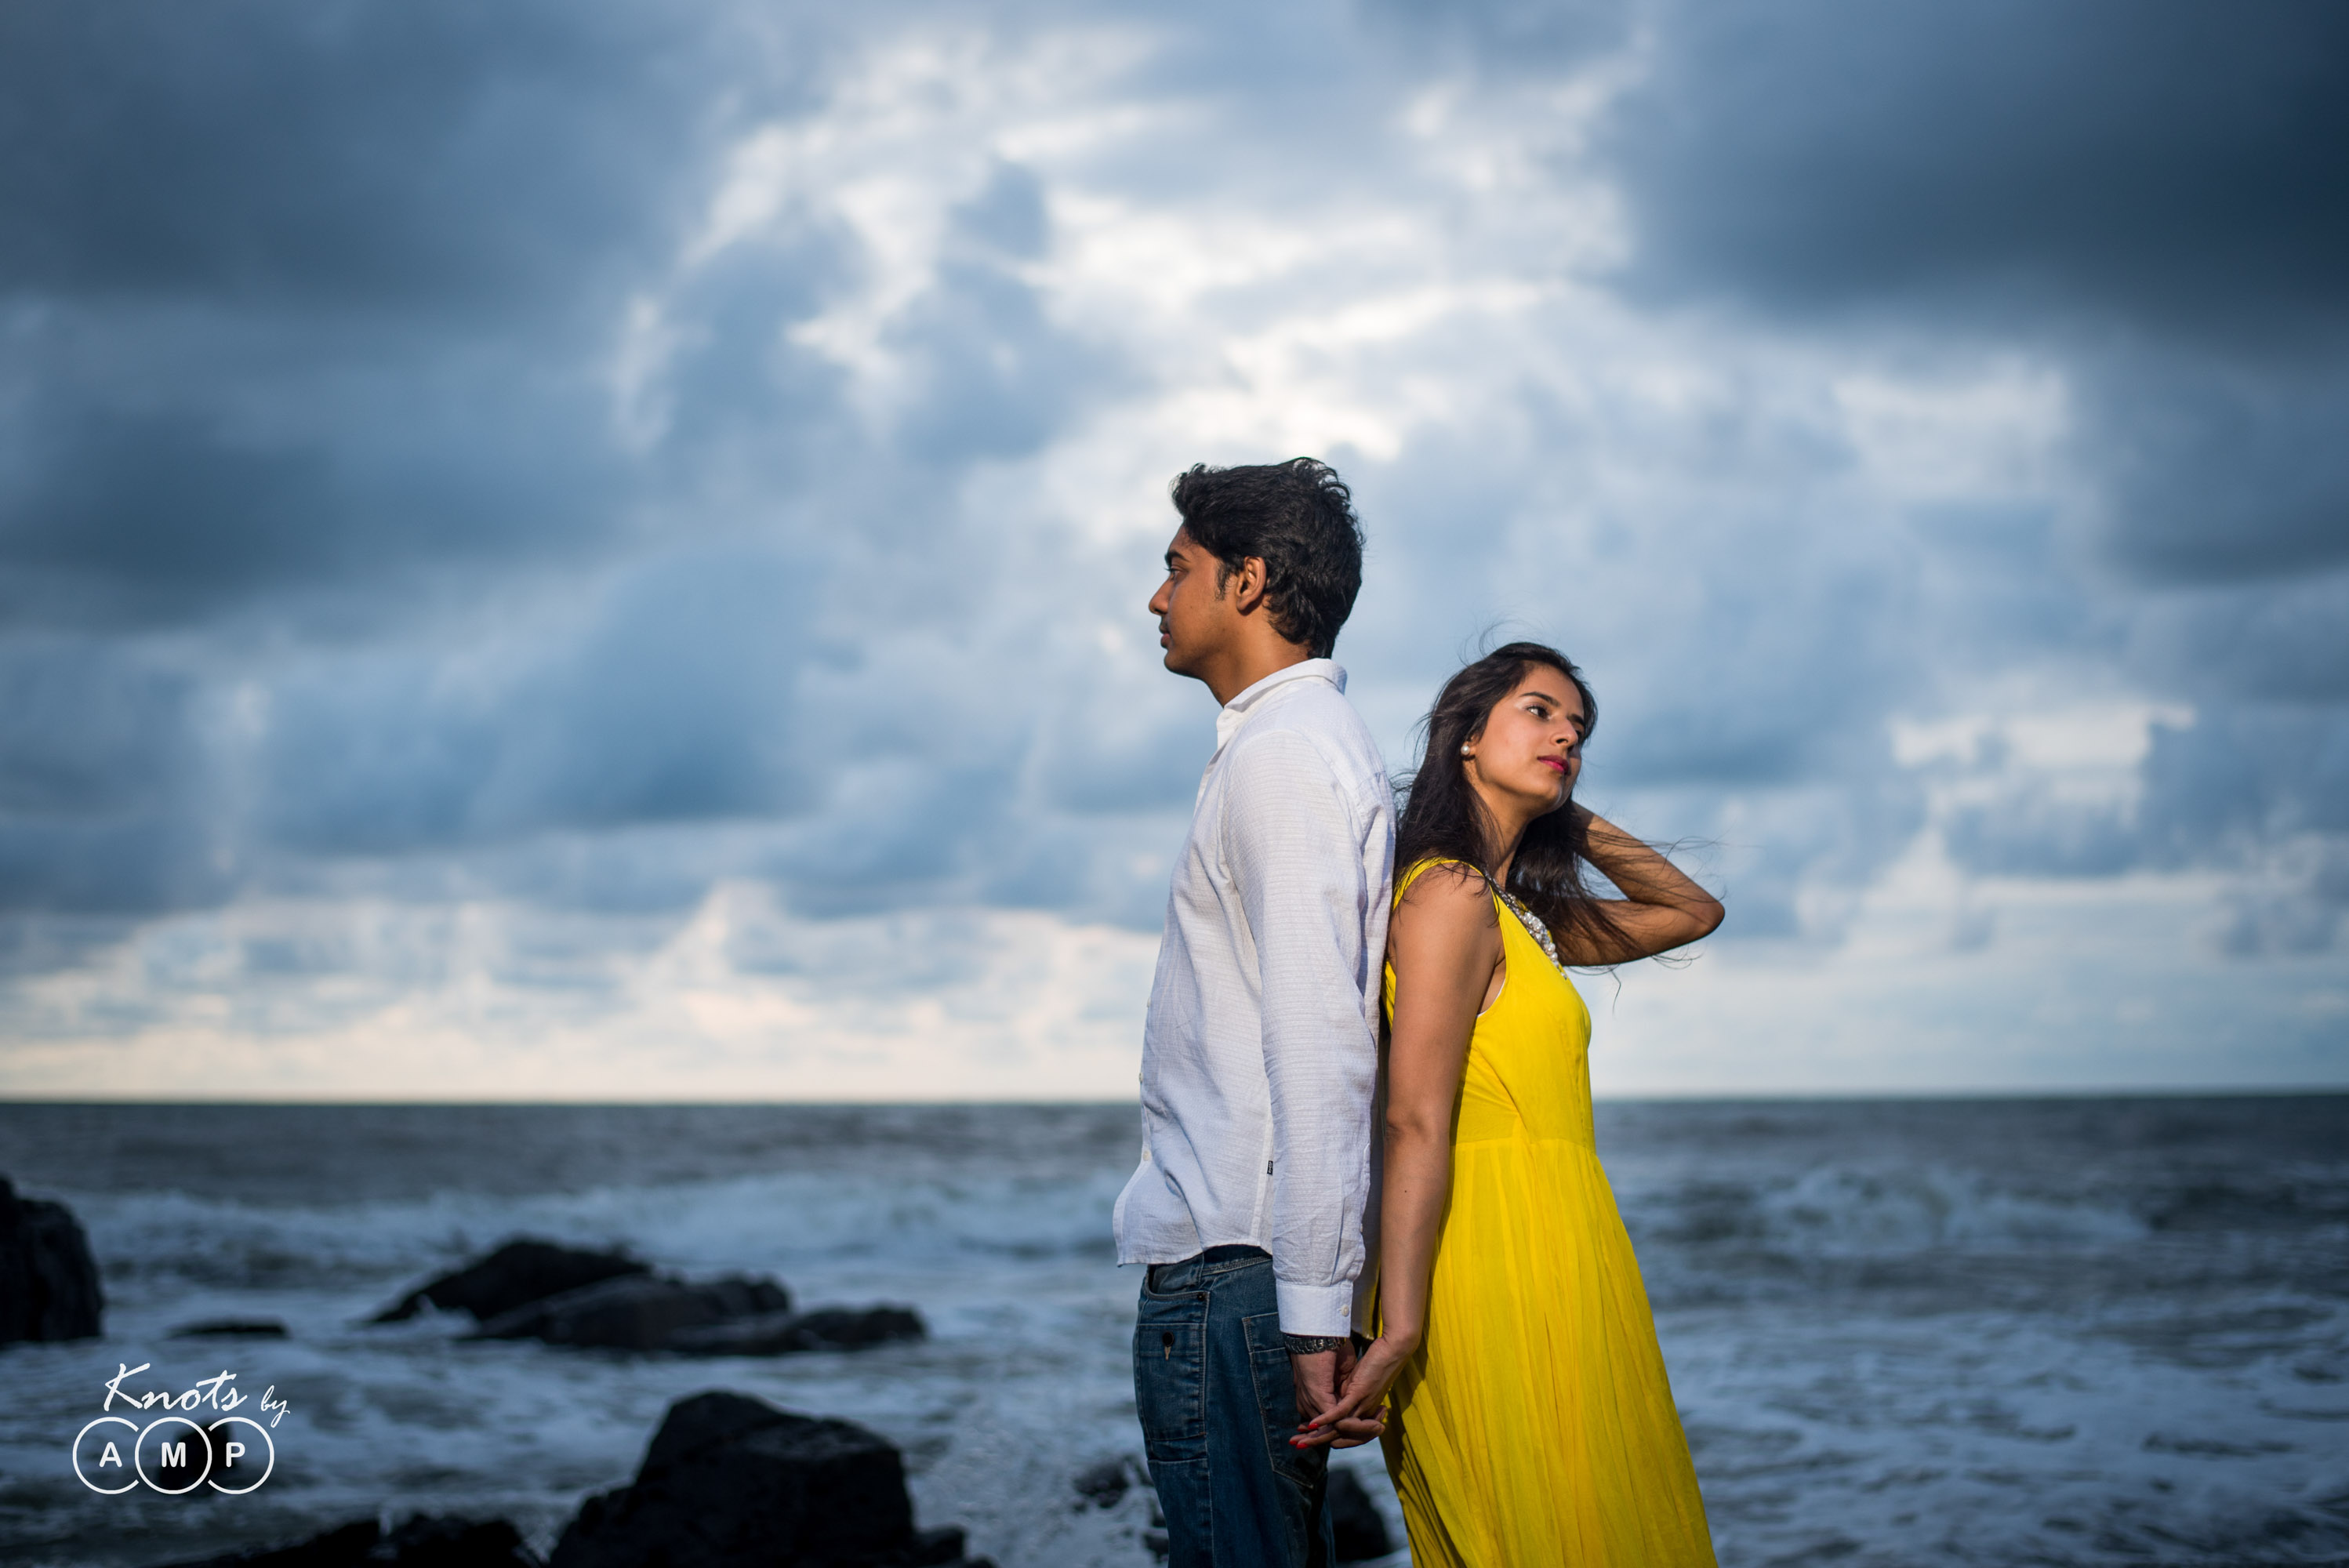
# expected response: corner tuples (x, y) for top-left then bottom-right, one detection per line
(1214, 658), (1345, 752)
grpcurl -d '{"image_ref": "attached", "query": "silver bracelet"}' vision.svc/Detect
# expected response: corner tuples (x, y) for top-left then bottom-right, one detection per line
(1283, 1333), (1348, 1355)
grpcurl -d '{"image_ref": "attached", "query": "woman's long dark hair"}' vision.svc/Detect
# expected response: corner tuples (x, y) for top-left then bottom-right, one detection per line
(1393, 641), (1630, 961)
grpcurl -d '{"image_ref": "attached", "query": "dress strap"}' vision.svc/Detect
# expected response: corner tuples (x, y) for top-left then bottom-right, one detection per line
(1393, 856), (1482, 903)
(1396, 859), (1573, 977)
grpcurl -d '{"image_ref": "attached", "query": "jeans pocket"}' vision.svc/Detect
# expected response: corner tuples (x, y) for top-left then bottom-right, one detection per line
(1243, 1310), (1327, 1490)
(1134, 1286), (1207, 1465)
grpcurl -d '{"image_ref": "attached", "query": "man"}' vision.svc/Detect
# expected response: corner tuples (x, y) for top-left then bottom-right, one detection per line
(1115, 458), (1395, 1566)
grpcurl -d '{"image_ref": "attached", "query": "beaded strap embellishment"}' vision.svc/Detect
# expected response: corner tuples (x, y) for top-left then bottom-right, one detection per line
(1496, 890), (1571, 978)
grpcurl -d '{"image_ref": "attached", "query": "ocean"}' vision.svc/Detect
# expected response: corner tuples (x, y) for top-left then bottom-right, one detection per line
(2, 1097), (2344, 1567)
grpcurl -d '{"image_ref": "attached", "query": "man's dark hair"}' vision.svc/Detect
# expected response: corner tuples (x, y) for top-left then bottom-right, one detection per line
(1169, 458), (1364, 658)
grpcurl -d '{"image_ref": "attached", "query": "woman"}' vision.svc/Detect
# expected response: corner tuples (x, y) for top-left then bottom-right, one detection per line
(1304, 642), (1723, 1566)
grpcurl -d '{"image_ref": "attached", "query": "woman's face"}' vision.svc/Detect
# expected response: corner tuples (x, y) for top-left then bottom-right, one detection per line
(1465, 665), (1587, 815)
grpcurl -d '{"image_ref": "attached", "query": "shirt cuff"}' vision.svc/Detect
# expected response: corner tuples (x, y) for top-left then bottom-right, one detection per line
(1276, 1279), (1357, 1337)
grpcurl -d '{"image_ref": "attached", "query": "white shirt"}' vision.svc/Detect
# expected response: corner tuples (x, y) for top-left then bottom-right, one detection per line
(1113, 659), (1395, 1334)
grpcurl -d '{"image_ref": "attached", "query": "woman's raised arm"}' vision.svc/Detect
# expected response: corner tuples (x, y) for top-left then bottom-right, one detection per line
(1557, 808), (1724, 967)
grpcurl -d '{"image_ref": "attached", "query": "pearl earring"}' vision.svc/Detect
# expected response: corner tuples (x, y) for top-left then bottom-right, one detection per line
(1459, 743), (1472, 756)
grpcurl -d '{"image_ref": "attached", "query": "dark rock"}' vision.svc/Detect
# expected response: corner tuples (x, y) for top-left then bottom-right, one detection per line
(171, 1318), (289, 1338)
(637, 1383), (801, 1471)
(907, 1527), (970, 1566)
(554, 1391), (909, 1566)
(658, 1309), (800, 1356)
(1327, 1467), (1392, 1562)
(1072, 1456), (1135, 1509)
(154, 1519), (382, 1567)
(370, 1239), (650, 1324)
(549, 1389), (988, 1568)
(666, 1305), (926, 1357)
(790, 1306), (924, 1350)
(151, 1424), (212, 1494)
(369, 1515), (541, 1566)
(469, 1274), (792, 1351)
(0, 1174), (104, 1345)
(154, 1515), (541, 1568)
(369, 1240), (921, 1362)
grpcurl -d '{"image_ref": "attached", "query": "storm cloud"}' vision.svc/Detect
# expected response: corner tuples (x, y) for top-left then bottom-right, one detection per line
(1603, 0), (2349, 918)
(1, 0), (2341, 1092)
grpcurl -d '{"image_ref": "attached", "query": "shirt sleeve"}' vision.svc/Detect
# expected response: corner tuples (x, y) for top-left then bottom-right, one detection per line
(1222, 726), (1380, 1335)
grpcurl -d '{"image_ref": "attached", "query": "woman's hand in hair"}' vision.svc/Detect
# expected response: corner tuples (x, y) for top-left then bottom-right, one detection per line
(1556, 808), (1724, 965)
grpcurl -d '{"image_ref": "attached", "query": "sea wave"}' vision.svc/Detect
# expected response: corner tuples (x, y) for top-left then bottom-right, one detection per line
(67, 1166), (1131, 1298)
(1617, 1160), (2147, 1257)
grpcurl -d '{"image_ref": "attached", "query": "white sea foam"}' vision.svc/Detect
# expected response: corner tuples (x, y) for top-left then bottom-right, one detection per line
(1748, 1162), (2150, 1254)
(69, 1164), (1131, 1298)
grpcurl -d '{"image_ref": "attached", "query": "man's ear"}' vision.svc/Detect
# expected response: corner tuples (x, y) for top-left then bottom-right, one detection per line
(1229, 556), (1270, 615)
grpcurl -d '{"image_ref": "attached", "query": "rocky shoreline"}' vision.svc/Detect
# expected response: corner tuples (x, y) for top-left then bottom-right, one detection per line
(0, 1175), (103, 1347)
(154, 1389), (995, 1568)
(370, 1238), (929, 1357)
(10, 1179), (1393, 1566)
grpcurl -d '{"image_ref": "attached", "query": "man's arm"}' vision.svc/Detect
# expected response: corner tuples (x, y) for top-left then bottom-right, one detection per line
(1224, 727), (1379, 1335)
(1298, 862), (1492, 1449)
(1222, 728), (1385, 1446)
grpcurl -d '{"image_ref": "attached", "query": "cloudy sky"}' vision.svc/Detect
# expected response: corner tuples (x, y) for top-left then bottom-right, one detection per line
(2, 0), (2344, 1100)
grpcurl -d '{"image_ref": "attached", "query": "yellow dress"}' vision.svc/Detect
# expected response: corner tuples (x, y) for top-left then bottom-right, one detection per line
(1379, 860), (1717, 1566)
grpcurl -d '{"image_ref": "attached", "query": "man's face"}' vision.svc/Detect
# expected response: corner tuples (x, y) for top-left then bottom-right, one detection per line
(1148, 527), (1235, 680)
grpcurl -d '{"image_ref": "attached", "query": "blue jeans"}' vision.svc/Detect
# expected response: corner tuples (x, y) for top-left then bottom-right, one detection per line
(1133, 1246), (1334, 1568)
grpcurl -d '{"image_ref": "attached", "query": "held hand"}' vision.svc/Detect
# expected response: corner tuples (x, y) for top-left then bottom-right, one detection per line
(1287, 1341), (1383, 1451)
(1294, 1334), (1414, 1449)
(1289, 1343), (1345, 1427)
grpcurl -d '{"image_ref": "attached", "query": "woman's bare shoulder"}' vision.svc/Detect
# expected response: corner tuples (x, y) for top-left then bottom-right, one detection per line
(1394, 861), (1498, 931)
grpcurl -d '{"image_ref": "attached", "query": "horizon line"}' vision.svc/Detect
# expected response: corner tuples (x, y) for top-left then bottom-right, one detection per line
(3, 1084), (2344, 1109)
